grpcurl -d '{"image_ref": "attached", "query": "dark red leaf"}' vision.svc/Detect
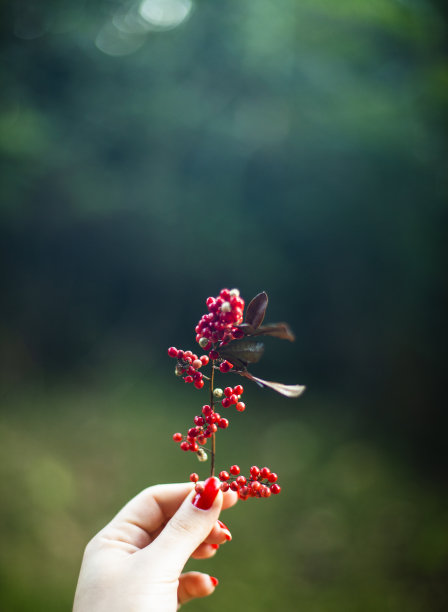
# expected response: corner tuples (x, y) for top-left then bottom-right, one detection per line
(250, 323), (295, 342)
(245, 292), (268, 329)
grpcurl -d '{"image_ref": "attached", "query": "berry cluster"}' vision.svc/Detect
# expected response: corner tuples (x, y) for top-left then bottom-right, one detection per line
(218, 385), (245, 411)
(172, 403), (229, 454)
(167, 347), (209, 390)
(195, 288), (245, 349)
(215, 465), (280, 500)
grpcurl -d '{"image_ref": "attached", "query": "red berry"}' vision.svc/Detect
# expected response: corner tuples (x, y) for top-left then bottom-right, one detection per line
(209, 350), (219, 360)
(219, 361), (233, 373)
(238, 487), (249, 499)
(180, 441), (189, 451)
(189, 442), (199, 451)
(224, 387), (233, 397)
(218, 418), (229, 429)
(228, 394), (238, 405)
(234, 385), (244, 395)
(250, 465), (260, 478)
(172, 432), (183, 442)
(194, 379), (205, 389)
(236, 402), (246, 412)
(197, 435), (207, 445)
(236, 475), (246, 486)
(200, 355), (209, 365)
(188, 427), (198, 438)
(221, 397), (231, 408)
(195, 483), (205, 494)
(270, 484), (281, 494)
(177, 350), (184, 359)
(268, 472), (278, 483)
(190, 473), (199, 482)
(251, 480), (262, 492)
(168, 347), (178, 358)
(192, 359), (202, 369)
(230, 465), (240, 475)
(219, 471), (230, 481)
(220, 482), (230, 492)
(202, 405), (212, 416)
(230, 481), (239, 491)
(184, 375), (193, 383)
(260, 467), (271, 479)
(209, 423), (218, 433)
(194, 416), (205, 426)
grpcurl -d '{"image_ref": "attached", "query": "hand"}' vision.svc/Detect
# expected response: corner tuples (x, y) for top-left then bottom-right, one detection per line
(73, 478), (237, 612)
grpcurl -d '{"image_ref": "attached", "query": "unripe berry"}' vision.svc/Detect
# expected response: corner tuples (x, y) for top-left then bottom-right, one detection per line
(172, 432), (183, 442)
(190, 473), (199, 482)
(213, 388), (224, 399)
(199, 337), (209, 348)
(221, 301), (231, 312)
(197, 448), (208, 462)
(229, 288), (240, 297)
(230, 465), (240, 475)
(192, 359), (202, 369)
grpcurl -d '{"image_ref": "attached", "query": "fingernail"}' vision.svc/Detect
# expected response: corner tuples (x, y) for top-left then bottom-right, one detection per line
(218, 519), (232, 540)
(211, 543), (219, 550)
(192, 477), (220, 510)
(210, 576), (219, 587)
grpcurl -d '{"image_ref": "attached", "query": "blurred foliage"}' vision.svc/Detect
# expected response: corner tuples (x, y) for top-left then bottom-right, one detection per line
(1, 0), (448, 610)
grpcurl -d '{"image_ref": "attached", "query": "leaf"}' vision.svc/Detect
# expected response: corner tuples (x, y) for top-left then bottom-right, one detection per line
(245, 292), (268, 329)
(240, 371), (305, 398)
(250, 323), (295, 342)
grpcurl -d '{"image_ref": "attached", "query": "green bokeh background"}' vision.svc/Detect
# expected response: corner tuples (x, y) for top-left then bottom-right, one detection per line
(1, 1), (447, 610)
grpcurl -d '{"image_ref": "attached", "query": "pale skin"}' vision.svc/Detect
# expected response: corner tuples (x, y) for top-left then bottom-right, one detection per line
(73, 482), (238, 612)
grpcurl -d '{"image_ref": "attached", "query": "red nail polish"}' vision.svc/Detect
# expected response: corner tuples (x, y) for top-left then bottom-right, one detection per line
(211, 543), (219, 549)
(192, 477), (220, 510)
(210, 576), (219, 587)
(217, 519), (229, 531)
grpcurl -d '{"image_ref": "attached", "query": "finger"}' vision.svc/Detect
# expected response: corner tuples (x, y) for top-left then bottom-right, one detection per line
(143, 477), (223, 578)
(191, 542), (220, 560)
(178, 572), (219, 606)
(203, 519), (232, 544)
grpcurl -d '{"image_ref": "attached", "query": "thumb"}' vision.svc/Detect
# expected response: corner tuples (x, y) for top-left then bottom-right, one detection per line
(144, 477), (223, 578)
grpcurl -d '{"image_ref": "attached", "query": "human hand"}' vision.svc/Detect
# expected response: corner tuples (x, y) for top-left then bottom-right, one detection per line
(73, 478), (237, 612)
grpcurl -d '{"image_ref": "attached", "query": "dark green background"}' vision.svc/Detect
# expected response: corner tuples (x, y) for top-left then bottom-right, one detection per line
(1, 1), (447, 610)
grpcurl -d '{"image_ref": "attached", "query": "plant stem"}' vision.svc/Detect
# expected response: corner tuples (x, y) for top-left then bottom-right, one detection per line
(210, 360), (215, 477)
